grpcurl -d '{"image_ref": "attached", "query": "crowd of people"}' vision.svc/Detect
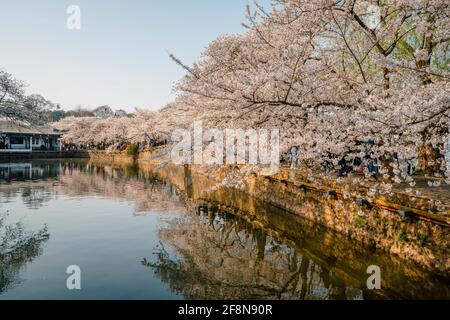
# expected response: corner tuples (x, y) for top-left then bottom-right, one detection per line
(61, 138), (168, 153)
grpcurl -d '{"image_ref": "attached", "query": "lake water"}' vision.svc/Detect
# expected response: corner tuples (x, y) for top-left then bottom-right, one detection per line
(0, 160), (448, 300)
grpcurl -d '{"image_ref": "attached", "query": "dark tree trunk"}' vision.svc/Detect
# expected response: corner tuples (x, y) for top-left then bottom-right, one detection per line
(418, 144), (445, 176)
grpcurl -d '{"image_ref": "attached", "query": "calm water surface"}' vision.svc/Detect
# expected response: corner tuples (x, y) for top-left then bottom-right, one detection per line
(0, 160), (448, 300)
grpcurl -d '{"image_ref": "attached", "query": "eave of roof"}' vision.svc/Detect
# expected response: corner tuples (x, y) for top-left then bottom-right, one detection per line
(0, 121), (61, 136)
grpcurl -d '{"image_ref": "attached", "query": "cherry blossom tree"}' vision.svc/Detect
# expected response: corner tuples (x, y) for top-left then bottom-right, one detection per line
(170, 0), (449, 182)
(53, 109), (163, 148)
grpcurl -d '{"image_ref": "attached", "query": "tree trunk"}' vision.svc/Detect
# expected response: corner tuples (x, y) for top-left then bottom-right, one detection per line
(418, 144), (445, 176)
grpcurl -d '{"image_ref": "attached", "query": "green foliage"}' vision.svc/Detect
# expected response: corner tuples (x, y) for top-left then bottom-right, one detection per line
(64, 108), (95, 118)
(125, 144), (139, 157)
(397, 230), (408, 242)
(124, 163), (139, 177)
(354, 216), (366, 227)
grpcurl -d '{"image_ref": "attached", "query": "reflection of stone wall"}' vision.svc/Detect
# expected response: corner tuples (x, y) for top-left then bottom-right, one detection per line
(202, 192), (450, 299)
(147, 210), (366, 300)
(137, 160), (450, 277)
(147, 203), (449, 300)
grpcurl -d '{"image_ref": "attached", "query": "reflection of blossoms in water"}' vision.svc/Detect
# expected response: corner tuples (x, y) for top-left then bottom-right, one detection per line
(142, 209), (365, 300)
(0, 212), (49, 293)
(0, 184), (56, 210)
(21, 187), (54, 210)
(56, 163), (188, 215)
(0, 161), (189, 214)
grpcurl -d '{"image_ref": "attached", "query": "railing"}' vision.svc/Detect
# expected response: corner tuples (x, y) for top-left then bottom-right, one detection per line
(0, 147), (61, 153)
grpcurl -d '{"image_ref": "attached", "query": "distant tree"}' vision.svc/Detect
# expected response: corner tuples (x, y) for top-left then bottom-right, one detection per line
(22, 94), (57, 124)
(93, 105), (114, 118)
(0, 71), (29, 122)
(0, 71), (58, 124)
(65, 106), (95, 118)
(48, 109), (67, 122)
(114, 109), (127, 118)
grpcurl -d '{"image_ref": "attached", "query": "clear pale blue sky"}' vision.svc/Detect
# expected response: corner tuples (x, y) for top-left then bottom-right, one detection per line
(0, 0), (270, 111)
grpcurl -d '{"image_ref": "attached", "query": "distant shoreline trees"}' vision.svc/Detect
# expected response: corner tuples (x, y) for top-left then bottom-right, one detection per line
(0, 70), (131, 125)
(0, 71), (55, 124)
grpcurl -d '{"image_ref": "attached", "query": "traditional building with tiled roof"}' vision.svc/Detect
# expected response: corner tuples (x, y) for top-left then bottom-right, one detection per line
(0, 121), (62, 153)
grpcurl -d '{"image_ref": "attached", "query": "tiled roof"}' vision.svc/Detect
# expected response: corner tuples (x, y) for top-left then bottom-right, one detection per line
(0, 120), (61, 135)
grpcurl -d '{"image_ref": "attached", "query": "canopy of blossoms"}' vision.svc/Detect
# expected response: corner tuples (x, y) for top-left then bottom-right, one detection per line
(53, 0), (450, 184)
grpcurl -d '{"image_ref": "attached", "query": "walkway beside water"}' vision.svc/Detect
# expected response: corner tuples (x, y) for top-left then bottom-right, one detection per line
(275, 166), (449, 223)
